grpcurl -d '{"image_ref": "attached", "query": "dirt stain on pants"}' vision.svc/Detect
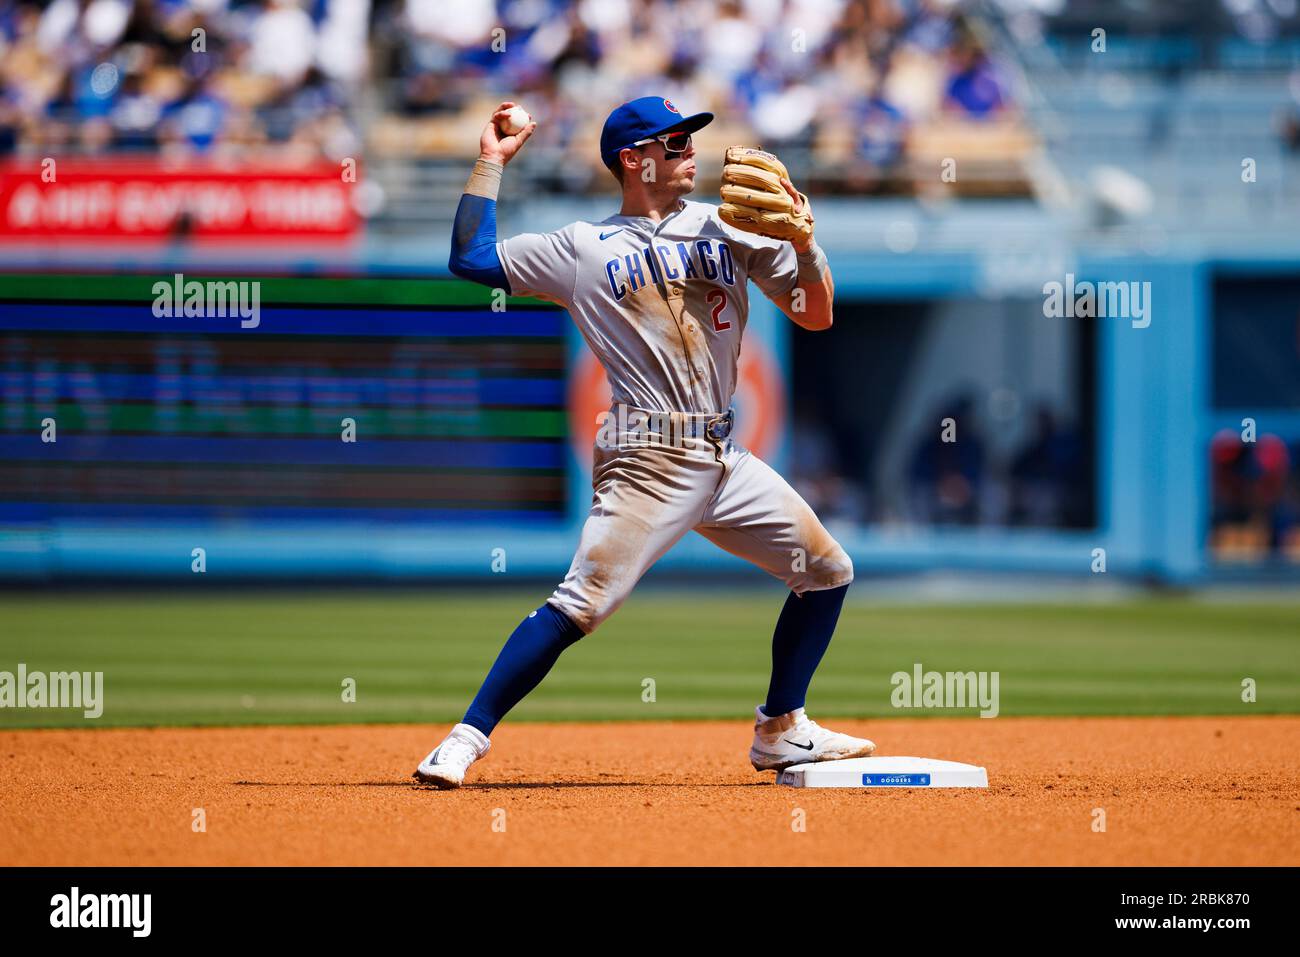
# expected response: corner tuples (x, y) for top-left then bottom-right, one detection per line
(550, 426), (851, 634)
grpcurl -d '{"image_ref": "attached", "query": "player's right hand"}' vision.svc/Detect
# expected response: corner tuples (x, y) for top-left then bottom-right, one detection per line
(480, 101), (537, 167)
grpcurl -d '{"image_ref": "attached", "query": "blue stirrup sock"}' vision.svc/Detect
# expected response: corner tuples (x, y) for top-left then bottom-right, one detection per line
(461, 602), (584, 736)
(762, 583), (850, 718)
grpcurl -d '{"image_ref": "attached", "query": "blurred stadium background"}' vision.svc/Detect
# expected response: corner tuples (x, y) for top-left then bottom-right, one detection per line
(1, 0), (1299, 594)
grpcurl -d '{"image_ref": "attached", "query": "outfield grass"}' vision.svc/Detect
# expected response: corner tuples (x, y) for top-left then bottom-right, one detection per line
(1, 589), (1297, 727)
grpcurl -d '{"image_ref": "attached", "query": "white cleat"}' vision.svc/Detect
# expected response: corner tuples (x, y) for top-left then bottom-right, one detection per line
(414, 723), (491, 789)
(749, 705), (876, 772)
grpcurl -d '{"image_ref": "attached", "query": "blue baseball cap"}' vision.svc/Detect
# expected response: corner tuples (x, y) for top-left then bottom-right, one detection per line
(599, 96), (714, 166)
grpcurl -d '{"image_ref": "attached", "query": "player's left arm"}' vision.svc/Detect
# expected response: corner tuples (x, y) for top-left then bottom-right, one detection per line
(768, 179), (833, 332)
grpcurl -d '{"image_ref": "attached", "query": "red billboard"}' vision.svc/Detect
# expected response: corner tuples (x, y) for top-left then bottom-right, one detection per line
(0, 160), (360, 241)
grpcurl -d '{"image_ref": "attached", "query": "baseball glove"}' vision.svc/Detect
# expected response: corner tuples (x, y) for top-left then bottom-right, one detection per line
(718, 146), (814, 244)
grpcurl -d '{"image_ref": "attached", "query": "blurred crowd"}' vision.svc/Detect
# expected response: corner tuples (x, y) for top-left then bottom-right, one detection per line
(3, 0), (1298, 186)
(1211, 430), (1300, 560)
(904, 395), (1089, 529)
(390, 0), (1021, 190)
(0, 0), (1022, 190)
(795, 400), (1300, 550)
(792, 391), (1092, 531)
(0, 0), (367, 160)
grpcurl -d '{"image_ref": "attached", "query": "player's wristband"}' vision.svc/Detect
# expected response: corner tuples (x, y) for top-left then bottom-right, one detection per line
(464, 158), (504, 200)
(795, 240), (828, 283)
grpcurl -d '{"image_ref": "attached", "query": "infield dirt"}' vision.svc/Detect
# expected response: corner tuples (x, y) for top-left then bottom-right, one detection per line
(2, 715), (1296, 866)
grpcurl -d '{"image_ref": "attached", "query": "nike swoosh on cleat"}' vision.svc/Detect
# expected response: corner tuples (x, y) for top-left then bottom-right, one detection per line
(784, 739), (815, 751)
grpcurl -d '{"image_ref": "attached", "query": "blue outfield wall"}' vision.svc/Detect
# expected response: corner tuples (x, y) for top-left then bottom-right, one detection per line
(786, 252), (1210, 583)
(0, 251), (1238, 583)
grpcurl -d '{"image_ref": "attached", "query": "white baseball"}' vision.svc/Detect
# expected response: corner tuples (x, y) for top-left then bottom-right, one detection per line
(499, 106), (531, 136)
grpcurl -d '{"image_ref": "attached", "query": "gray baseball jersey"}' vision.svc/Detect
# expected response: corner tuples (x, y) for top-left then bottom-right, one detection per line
(498, 199), (798, 415)
(493, 196), (851, 633)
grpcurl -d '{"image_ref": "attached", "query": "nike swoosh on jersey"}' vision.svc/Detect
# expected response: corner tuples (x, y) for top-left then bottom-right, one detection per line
(599, 229), (622, 240)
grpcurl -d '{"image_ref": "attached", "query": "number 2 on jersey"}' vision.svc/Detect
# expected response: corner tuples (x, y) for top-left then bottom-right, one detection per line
(706, 289), (731, 332)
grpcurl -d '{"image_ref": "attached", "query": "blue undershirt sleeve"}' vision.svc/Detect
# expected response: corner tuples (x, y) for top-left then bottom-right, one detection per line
(449, 193), (510, 292)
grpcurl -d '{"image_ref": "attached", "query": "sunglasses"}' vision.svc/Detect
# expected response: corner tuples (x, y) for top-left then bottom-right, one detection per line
(631, 131), (693, 155)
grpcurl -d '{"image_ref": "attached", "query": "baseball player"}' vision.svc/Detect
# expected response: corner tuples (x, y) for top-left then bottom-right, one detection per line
(415, 97), (875, 788)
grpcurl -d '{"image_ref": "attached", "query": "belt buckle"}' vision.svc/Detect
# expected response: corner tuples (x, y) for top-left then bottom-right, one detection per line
(706, 410), (734, 442)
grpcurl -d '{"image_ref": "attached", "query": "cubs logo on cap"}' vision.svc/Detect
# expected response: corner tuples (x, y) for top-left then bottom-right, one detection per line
(600, 95), (713, 165)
